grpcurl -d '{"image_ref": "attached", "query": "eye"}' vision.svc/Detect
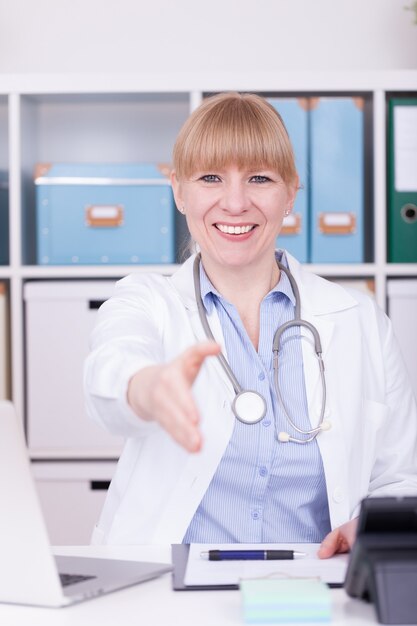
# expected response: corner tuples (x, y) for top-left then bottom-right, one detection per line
(199, 174), (221, 183)
(250, 175), (272, 183)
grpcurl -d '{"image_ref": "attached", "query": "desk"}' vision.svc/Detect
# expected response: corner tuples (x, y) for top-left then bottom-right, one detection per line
(0, 545), (378, 626)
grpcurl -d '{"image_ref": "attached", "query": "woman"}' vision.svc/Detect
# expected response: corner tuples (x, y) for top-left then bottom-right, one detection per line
(84, 92), (417, 554)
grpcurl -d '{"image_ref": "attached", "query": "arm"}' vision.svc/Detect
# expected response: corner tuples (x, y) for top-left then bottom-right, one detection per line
(320, 303), (417, 558)
(84, 273), (220, 448)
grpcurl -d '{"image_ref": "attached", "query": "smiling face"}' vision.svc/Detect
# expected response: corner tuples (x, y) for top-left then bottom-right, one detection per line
(171, 92), (299, 275)
(172, 164), (296, 273)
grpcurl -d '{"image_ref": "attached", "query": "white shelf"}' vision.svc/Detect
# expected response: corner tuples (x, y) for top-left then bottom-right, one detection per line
(20, 264), (179, 279)
(0, 71), (415, 461)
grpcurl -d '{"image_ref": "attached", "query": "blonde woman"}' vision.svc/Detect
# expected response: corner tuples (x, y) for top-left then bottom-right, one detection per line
(85, 92), (417, 553)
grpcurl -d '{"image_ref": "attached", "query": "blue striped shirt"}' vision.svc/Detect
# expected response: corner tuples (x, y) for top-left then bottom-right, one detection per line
(183, 252), (331, 543)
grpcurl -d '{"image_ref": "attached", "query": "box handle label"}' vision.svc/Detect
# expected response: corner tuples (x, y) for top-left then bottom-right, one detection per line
(281, 213), (302, 235)
(86, 205), (124, 227)
(318, 212), (356, 235)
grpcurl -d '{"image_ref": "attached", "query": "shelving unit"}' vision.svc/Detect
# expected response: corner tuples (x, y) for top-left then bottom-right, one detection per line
(0, 71), (416, 542)
(0, 70), (416, 423)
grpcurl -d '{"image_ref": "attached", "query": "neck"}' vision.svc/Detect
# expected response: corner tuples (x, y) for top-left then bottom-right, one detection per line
(200, 253), (280, 309)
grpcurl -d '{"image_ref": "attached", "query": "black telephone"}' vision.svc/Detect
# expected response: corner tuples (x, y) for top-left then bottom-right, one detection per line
(344, 496), (417, 624)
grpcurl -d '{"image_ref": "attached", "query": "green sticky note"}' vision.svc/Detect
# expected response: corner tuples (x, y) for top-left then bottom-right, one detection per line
(241, 579), (332, 624)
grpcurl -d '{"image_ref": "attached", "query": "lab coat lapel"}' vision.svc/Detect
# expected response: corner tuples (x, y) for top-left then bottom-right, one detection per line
(169, 255), (236, 401)
(300, 316), (334, 426)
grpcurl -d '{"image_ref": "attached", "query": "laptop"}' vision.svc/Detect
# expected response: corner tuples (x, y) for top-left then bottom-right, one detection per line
(0, 400), (172, 607)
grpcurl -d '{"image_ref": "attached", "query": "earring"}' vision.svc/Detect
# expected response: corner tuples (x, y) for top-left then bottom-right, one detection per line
(179, 205), (185, 214)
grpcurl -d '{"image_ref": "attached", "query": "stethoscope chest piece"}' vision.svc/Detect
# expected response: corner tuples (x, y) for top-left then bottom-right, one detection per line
(232, 390), (267, 424)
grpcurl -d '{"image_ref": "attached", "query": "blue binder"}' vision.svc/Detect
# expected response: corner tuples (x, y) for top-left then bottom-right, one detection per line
(310, 97), (364, 264)
(269, 98), (309, 263)
(0, 171), (8, 265)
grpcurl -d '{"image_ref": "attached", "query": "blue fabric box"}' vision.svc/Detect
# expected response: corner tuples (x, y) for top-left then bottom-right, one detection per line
(0, 171), (9, 265)
(35, 163), (175, 265)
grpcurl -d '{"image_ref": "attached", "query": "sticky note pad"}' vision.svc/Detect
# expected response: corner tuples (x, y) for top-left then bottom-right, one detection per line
(240, 578), (332, 623)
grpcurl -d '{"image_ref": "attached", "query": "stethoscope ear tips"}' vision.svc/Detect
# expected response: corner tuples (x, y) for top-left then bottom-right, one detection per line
(278, 431), (291, 443)
(320, 419), (332, 431)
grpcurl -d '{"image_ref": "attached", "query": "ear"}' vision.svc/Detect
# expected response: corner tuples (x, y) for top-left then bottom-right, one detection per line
(286, 176), (299, 214)
(171, 171), (184, 213)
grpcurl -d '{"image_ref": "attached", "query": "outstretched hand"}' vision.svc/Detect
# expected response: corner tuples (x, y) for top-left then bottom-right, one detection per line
(127, 341), (221, 452)
(317, 518), (358, 559)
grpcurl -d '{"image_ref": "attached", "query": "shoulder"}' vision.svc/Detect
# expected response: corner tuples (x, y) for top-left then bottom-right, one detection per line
(284, 250), (383, 322)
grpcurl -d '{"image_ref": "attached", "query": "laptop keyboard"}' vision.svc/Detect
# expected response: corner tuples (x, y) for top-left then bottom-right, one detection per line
(59, 573), (97, 587)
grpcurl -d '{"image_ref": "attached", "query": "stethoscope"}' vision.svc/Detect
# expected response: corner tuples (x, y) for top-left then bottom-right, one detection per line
(193, 253), (331, 444)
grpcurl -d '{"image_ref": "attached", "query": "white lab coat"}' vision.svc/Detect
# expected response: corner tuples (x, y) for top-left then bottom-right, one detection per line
(84, 252), (417, 544)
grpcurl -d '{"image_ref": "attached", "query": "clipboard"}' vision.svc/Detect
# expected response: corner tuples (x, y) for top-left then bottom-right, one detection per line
(171, 544), (344, 591)
(172, 544), (238, 591)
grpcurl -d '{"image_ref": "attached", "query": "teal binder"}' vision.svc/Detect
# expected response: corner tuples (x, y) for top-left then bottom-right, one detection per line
(388, 98), (417, 263)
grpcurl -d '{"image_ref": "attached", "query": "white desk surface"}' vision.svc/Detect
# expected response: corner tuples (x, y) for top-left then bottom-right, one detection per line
(0, 545), (379, 626)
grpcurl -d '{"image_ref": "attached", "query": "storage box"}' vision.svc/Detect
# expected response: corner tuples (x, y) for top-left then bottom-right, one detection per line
(32, 461), (117, 545)
(35, 163), (175, 265)
(0, 170), (8, 265)
(387, 279), (417, 400)
(24, 280), (124, 456)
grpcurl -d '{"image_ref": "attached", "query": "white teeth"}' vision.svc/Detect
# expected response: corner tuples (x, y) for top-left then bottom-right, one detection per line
(216, 224), (254, 235)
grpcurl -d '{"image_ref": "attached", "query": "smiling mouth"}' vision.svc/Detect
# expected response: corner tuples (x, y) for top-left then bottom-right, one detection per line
(215, 224), (256, 235)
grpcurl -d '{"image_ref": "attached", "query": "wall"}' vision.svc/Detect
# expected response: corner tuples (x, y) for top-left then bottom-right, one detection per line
(0, 0), (416, 74)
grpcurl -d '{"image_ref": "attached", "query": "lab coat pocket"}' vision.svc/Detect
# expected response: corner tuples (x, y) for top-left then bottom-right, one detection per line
(360, 398), (389, 487)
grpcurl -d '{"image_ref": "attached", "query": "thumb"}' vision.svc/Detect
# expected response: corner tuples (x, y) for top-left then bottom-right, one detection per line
(317, 529), (339, 559)
(181, 341), (221, 384)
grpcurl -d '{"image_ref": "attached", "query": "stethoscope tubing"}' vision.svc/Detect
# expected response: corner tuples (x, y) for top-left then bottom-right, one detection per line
(193, 253), (328, 441)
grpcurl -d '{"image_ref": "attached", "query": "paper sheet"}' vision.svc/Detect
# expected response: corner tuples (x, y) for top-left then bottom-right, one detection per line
(184, 543), (348, 587)
(394, 106), (417, 191)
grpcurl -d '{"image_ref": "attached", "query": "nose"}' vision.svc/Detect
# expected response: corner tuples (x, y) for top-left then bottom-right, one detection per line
(220, 180), (249, 214)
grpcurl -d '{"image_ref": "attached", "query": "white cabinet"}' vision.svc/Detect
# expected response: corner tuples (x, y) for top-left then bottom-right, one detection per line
(387, 279), (417, 400)
(32, 461), (117, 545)
(24, 280), (123, 457)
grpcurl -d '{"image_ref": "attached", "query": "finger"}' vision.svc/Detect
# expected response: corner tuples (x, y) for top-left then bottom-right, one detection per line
(157, 403), (202, 453)
(156, 365), (201, 425)
(152, 374), (203, 452)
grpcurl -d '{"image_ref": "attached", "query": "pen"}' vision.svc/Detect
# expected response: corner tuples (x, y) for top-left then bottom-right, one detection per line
(200, 549), (307, 561)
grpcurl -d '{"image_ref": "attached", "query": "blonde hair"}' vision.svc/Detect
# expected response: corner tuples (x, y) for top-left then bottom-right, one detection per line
(173, 92), (298, 185)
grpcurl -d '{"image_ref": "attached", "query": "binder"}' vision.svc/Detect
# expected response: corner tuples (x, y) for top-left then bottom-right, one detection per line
(0, 171), (8, 265)
(310, 97), (365, 264)
(0, 283), (9, 399)
(388, 98), (417, 263)
(269, 98), (309, 263)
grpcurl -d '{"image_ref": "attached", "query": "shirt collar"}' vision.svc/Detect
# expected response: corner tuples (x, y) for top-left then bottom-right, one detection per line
(199, 249), (296, 312)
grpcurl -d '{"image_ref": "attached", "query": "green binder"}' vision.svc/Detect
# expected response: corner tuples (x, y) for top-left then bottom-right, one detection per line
(388, 98), (417, 263)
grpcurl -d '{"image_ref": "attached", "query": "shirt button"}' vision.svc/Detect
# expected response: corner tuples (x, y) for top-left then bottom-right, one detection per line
(251, 510), (260, 520)
(262, 420), (271, 427)
(258, 372), (265, 381)
(332, 486), (345, 503)
(259, 466), (268, 477)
